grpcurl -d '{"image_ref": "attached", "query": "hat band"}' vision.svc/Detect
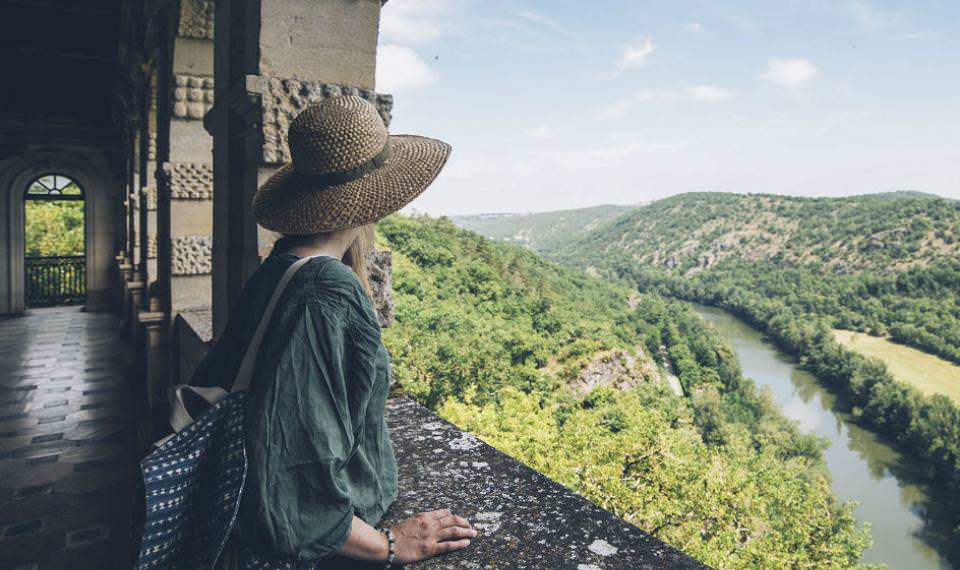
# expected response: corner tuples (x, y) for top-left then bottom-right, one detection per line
(294, 141), (391, 187)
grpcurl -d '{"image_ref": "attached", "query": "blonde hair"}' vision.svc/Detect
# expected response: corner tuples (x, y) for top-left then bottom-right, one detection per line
(271, 224), (376, 300)
(342, 223), (375, 299)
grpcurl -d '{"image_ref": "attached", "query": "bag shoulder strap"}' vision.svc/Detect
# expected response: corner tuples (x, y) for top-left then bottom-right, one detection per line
(230, 254), (328, 394)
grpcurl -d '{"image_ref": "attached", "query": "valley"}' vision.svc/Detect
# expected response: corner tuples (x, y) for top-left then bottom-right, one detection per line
(697, 305), (953, 570)
(447, 191), (960, 568)
(377, 214), (875, 569)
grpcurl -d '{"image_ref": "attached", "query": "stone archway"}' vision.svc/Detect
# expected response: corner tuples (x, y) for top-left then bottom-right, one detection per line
(0, 150), (120, 315)
(23, 173), (87, 307)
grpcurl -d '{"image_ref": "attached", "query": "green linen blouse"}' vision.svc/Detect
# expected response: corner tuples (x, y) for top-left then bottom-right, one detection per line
(189, 251), (399, 562)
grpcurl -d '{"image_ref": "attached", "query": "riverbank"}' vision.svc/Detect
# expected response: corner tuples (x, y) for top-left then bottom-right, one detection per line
(694, 305), (956, 569)
(833, 329), (960, 405)
(628, 269), (960, 556)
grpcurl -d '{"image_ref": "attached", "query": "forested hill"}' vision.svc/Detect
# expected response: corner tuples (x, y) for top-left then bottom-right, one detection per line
(375, 214), (874, 569)
(449, 203), (637, 253)
(549, 191), (960, 275)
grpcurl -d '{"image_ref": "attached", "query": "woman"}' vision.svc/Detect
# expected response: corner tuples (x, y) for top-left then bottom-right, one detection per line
(189, 95), (476, 569)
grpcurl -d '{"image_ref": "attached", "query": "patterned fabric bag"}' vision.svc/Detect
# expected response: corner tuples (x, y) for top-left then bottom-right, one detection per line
(135, 255), (320, 570)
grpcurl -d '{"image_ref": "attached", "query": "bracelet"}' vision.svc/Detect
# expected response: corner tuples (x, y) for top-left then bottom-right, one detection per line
(378, 526), (396, 568)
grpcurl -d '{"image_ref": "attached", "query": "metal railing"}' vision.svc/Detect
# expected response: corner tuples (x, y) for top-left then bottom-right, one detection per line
(25, 255), (86, 307)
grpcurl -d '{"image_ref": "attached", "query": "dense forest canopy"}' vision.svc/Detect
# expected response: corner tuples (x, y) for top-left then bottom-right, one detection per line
(376, 214), (877, 569)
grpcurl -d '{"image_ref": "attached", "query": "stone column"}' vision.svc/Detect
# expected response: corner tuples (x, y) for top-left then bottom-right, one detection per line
(164, 0), (215, 313)
(206, 0), (392, 338)
(136, 72), (157, 300)
(121, 137), (136, 281)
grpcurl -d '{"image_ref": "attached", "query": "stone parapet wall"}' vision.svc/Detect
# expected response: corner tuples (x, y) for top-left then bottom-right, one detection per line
(389, 397), (708, 569)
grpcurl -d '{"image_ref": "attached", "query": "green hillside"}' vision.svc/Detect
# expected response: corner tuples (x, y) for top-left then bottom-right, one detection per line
(548, 191), (960, 365)
(449, 203), (637, 253)
(540, 192), (960, 555)
(376, 214), (875, 569)
(550, 192), (960, 275)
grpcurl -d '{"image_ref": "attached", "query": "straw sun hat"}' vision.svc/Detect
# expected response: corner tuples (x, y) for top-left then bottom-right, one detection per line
(252, 94), (452, 234)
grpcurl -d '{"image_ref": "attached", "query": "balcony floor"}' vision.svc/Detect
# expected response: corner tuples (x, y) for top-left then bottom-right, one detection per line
(0, 307), (138, 570)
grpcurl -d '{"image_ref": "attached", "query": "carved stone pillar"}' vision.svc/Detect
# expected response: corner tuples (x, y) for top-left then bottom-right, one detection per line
(126, 133), (137, 268)
(137, 73), (157, 298)
(140, 309), (169, 411)
(207, 0), (390, 339)
(166, 0), (215, 313)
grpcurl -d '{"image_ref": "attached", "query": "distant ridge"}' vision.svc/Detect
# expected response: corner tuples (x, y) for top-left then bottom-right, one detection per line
(449, 203), (641, 253)
(547, 191), (960, 275)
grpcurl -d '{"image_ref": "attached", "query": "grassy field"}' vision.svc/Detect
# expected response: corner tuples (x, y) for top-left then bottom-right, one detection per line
(833, 329), (960, 405)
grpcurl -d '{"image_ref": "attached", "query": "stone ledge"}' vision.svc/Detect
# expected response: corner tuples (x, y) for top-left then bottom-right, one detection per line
(381, 396), (709, 570)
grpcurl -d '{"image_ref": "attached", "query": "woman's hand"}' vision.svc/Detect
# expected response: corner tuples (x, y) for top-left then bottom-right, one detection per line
(390, 508), (477, 564)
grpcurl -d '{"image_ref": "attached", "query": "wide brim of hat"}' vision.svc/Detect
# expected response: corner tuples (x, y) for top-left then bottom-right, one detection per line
(252, 134), (451, 234)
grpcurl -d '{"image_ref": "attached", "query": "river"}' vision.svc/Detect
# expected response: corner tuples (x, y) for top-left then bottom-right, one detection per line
(692, 304), (956, 570)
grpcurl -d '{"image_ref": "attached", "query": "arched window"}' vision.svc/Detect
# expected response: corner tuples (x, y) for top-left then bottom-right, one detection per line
(24, 174), (85, 201)
(23, 173), (86, 307)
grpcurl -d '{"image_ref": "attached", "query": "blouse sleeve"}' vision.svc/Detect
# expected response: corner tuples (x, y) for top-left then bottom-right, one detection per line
(240, 289), (385, 561)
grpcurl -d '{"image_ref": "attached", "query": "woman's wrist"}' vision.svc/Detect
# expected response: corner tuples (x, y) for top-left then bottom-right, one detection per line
(378, 526), (397, 567)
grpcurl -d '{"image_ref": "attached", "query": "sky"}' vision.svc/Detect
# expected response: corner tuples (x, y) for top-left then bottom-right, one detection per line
(376, 0), (960, 216)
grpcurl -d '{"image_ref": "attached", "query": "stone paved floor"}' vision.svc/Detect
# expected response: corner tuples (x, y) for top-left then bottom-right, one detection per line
(0, 307), (138, 570)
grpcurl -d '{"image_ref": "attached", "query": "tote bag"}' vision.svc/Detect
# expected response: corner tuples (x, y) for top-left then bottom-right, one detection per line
(135, 255), (321, 570)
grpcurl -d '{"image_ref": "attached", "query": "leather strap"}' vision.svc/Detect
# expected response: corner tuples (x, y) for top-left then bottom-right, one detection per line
(169, 385), (229, 433)
(160, 253), (329, 442)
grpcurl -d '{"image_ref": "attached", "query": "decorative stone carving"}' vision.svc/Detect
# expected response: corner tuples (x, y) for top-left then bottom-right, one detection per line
(141, 185), (157, 211)
(178, 0), (214, 40)
(148, 131), (156, 161)
(168, 163), (213, 200)
(260, 77), (393, 164)
(367, 250), (395, 328)
(172, 235), (213, 275)
(147, 235), (157, 259)
(173, 74), (214, 120)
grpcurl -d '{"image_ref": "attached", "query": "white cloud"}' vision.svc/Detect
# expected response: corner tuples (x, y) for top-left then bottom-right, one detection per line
(895, 32), (943, 41)
(566, 141), (688, 163)
(512, 9), (567, 35)
(599, 88), (675, 119)
(376, 45), (439, 92)
(846, 0), (902, 31)
(849, 0), (876, 29)
(759, 57), (819, 87)
(616, 36), (656, 73)
(586, 141), (688, 162)
(685, 22), (705, 33)
(688, 84), (735, 101)
(599, 85), (732, 118)
(380, 0), (453, 44)
(523, 125), (553, 138)
(630, 88), (675, 103)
